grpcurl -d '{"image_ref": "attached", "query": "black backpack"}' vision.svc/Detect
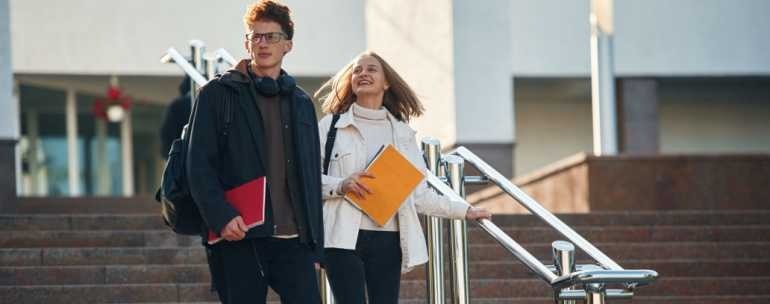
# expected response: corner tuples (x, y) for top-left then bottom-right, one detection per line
(155, 91), (234, 235)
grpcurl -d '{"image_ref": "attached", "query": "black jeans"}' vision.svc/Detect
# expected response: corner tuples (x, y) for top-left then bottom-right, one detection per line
(207, 237), (321, 304)
(324, 230), (402, 304)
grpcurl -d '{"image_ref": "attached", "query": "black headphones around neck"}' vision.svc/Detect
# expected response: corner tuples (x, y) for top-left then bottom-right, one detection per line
(251, 70), (296, 97)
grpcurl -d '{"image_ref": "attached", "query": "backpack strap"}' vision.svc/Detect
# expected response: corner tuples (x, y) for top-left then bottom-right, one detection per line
(222, 93), (233, 136)
(322, 114), (341, 175)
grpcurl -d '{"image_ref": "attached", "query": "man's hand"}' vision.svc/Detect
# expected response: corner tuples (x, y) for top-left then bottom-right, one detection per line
(465, 206), (492, 220)
(221, 216), (248, 241)
(340, 172), (376, 199)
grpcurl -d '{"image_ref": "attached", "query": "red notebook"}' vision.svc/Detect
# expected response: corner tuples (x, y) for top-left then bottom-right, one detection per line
(207, 176), (267, 245)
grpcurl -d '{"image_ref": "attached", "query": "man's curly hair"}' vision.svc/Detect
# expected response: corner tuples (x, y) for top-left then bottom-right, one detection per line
(243, 0), (294, 39)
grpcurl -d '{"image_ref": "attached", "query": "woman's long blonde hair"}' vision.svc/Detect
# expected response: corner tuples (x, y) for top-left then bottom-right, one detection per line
(314, 51), (424, 122)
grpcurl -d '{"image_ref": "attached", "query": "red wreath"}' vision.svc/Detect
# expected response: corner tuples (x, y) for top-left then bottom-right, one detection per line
(92, 85), (132, 121)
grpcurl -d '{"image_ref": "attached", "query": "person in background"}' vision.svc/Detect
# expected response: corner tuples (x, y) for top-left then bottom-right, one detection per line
(159, 75), (192, 158)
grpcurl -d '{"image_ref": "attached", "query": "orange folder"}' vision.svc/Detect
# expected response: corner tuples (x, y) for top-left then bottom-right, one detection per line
(344, 144), (425, 226)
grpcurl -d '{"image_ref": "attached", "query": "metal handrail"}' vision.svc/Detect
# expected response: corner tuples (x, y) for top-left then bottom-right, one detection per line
(215, 48), (237, 66)
(449, 146), (623, 271)
(426, 174), (557, 282)
(552, 269), (658, 290)
(559, 289), (633, 300)
(424, 147), (658, 291)
(160, 47), (207, 86)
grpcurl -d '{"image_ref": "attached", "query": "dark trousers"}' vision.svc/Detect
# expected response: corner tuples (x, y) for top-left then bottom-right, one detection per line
(324, 230), (402, 304)
(207, 237), (321, 304)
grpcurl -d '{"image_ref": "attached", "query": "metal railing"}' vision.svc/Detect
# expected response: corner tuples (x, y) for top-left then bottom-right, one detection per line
(159, 41), (239, 90)
(421, 139), (658, 303)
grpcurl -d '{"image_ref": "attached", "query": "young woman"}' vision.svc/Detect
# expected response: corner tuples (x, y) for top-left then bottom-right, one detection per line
(316, 51), (491, 304)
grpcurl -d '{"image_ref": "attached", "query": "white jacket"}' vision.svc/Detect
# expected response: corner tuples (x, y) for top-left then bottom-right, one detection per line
(318, 109), (469, 273)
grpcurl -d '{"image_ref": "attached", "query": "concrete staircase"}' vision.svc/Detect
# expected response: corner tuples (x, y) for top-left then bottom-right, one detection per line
(1, 209), (769, 303)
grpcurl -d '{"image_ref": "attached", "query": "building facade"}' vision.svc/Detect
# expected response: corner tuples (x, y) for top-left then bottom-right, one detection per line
(2, 0), (769, 199)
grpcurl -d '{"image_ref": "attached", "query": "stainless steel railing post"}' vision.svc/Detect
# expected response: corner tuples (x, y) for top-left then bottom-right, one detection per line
(318, 268), (335, 304)
(445, 155), (470, 304)
(422, 137), (445, 304)
(552, 241), (576, 304)
(203, 53), (218, 81)
(585, 283), (607, 304)
(189, 40), (205, 105)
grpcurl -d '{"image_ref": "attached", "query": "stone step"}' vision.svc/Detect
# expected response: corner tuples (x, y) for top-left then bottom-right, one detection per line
(433, 296), (770, 304)
(402, 259), (770, 280)
(4, 260), (769, 286)
(3, 210), (769, 231)
(2, 277), (768, 303)
(398, 277), (770, 299)
(467, 225), (770, 244)
(470, 242), (770, 262)
(5, 197), (160, 214)
(1, 225), (767, 248)
(0, 214), (166, 231)
(0, 230), (198, 248)
(110, 296), (770, 304)
(0, 265), (211, 286)
(0, 247), (206, 267)
(486, 210), (770, 227)
(0, 283), (219, 303)
(3, 242), (768, 267)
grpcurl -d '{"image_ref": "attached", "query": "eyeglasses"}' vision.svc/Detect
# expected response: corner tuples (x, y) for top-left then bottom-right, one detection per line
(245, 32), (288, 44)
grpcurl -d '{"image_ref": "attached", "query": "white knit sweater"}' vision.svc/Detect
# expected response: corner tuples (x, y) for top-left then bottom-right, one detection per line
(351, 102), (399, 231)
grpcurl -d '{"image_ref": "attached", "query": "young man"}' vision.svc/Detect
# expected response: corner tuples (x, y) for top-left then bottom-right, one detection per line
(186, 1), (323, 303)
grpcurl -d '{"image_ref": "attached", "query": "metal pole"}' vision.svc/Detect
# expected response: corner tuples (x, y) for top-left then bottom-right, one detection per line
(203, 52), (218, 80)
(318, 268), (335, 304)
(189, 40), (205, 107)
(445, 155), (469, 304)
(585, 283), (606, 304)
(421, 137), (445, 304)
(590, 0), (618, 155)
(552, 241), (576, 304)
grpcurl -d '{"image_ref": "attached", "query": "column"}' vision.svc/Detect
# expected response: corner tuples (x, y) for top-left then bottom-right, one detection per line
(121, 107), (134, 196)
(0, 0), (17, 208)
(590, 0), (618, 155)
(25, 110), (40, 195)
(618, 78), (659, 154)
(452, 0), (516, 177)
(65, 88), (81, 196)
(95, 119), (111, 195)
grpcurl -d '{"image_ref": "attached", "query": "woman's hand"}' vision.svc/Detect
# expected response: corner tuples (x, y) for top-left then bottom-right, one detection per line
(465, 206), (492, 220)
(340, 171), (376, 199)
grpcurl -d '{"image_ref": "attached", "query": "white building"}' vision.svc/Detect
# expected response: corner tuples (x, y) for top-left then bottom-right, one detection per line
(2, 0), (769, 199)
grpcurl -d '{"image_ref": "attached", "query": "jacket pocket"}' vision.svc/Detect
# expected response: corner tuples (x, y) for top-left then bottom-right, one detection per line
(328, 150), (353, 177)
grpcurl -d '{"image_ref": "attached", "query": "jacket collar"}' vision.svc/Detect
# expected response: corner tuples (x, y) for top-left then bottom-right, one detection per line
(217, 59), (251, 84)
(334, 104), (417, 138)
(219, 59), (290, 85)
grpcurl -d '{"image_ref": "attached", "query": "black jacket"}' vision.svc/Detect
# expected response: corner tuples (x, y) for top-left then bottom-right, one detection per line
(186, 60), (323, 257)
